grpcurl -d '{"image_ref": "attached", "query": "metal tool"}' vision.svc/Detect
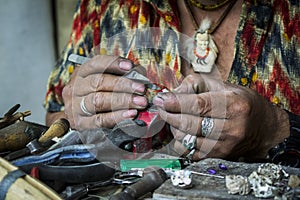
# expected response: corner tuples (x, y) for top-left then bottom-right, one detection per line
(68, 54), (160, 90)
(109, 166), (168, 200)
(4, 119), (70, 160)
(0, 104), (31, 129)
(170, 169), (224, 189)
(60, 170), (142, 200)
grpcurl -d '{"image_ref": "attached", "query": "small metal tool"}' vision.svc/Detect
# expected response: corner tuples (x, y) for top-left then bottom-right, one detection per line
(170, 169), (224, 189)
(190, 170), (224, 179)
(68, 54), (160, 90)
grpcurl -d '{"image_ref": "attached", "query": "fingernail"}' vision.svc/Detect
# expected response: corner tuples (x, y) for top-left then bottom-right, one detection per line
(153, 96), (164, 108)
(119, 60), (132, 71)
(132, 82), (145, 93)
(122, 109), (137, 118)
(133, 96), (147, 107)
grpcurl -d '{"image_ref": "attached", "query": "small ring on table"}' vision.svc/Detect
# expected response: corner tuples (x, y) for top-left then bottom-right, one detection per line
(201, 117), (214, 137)
(80, 97), (93, 116)
(182, 134), (197, 150)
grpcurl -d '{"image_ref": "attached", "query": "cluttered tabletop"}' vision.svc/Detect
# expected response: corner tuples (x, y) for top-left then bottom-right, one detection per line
(0, 104), (299, 199)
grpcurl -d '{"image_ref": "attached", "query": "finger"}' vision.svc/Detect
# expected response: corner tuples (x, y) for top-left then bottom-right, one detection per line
(157, 108), (201, 135)
(78, 55), (133, 77)
(74, 109), (138, 130)
(84, 93), (148, 113)
(75, 74), (146, 96)
(173, 75), (207, 94)
(174, 139), (226, 161)
(174, 74), (226, 94)
(157, 108), (227, 138)
(76, 93), (147, 115)
(170, 126), (186, 141)
(154, 91), (235, 118)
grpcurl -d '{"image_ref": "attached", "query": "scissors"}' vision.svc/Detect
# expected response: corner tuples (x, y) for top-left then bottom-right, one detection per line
(68, 54), (160, 90)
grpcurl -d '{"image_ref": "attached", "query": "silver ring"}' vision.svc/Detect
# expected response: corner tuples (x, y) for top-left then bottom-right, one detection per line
(182, 134), (197, 150)
(201, 117), (214, 137)
(80, 97), (93, 116)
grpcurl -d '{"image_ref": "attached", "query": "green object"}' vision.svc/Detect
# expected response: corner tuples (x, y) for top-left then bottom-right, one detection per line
(120, 159), (182, 172)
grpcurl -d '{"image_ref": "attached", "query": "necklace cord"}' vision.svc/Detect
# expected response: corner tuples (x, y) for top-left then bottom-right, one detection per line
(189, 0), (233, 10)
(184, 0), (237, 34)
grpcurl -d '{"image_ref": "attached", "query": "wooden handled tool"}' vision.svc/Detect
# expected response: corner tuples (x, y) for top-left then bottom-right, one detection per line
(38, 118), (70, 143)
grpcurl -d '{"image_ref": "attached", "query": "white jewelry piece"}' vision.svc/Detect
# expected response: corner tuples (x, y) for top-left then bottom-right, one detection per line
(182, 134), (197, 150)
(171, 170), (193, 189)
(201, 117), (214, 137)
(191, 20), (218, 73)
(80, 97), (93, 116)
(186, 149), (196, 161)
(225, 175), (250, 195)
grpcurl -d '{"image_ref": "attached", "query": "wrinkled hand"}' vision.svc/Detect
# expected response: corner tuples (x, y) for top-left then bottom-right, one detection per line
(153, 75), (289, 161)
(62, 55), (148, 130)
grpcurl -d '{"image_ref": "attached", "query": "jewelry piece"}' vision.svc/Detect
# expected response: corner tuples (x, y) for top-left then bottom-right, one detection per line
(225, 175), (250, 195)
(183, 0), (237, 73)
(219, 163), (228, 170)
(201, 117), (214, 137)
(186, 149), (196, 161)
(188, 0), (234, 11)
(182, 134), (197, 150)
(171, 170), (193, 188)
(207, 168), (217, 175)
(80, 97), (93, 116)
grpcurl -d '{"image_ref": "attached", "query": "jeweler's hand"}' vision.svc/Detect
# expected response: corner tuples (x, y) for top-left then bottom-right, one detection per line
(62, 55), (148, 130)
(153, 75), (290, 161)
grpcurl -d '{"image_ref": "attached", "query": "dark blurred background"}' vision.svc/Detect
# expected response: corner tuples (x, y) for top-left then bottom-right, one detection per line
(0, 0), (77, 124)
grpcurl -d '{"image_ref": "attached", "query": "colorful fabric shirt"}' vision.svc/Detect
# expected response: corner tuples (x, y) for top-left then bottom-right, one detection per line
(44, 0), (300, 115)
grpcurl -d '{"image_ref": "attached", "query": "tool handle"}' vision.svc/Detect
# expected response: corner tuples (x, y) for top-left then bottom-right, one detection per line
(38, 118), (70, 143)
(110, 167), (167, 200)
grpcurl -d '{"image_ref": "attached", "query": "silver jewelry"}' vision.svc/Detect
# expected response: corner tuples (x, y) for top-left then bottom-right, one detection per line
(201, 117), (214, 137)
(182, 134), (197, 150)
(171, 170), (193, 188)
(186, 149), (196, 161)
(80, 97), (93, 116)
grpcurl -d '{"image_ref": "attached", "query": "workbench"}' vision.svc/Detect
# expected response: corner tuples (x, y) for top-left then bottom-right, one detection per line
(153, 158), (300, 200)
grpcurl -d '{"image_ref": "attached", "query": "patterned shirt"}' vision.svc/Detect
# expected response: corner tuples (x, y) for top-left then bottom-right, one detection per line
(44, 0), (300, 115)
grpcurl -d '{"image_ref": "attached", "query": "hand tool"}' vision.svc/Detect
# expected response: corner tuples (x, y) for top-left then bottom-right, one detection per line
(0, 121), (48, 153)
(0, 104), (31, 129)
(59, 169), (144, 200)
(109, 166), (168, 200)
(38, 118), (70, 143)
(11, 144), (97, 167)
(20, 161), (115, 184)
(4, 118), (70, 160)
(68, 54), (160, 90)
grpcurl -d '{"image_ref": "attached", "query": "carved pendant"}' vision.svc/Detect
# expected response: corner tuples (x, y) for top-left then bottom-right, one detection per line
(191, 30), (218, 73)
(186, 19), (219, 73)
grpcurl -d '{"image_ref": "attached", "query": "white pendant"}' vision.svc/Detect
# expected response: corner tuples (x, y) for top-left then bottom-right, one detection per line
(191, 31), (218, 73)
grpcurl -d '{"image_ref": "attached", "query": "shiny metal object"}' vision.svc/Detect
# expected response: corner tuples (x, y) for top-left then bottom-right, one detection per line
(182, 134), (197, 150)
(201, 117), (214, 137)
(68, 54), (160, 90)
(80, 97), (93, 116)
(186, 149), (196, 161)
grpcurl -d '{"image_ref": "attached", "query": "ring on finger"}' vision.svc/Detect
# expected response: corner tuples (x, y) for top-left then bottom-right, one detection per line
(80, 97), (93, 116)
(182, 134), (197, 150)
(201, 117), (214, 137)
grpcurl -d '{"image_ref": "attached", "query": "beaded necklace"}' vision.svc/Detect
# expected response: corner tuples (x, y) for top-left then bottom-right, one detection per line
(188, 0), (234, 11)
